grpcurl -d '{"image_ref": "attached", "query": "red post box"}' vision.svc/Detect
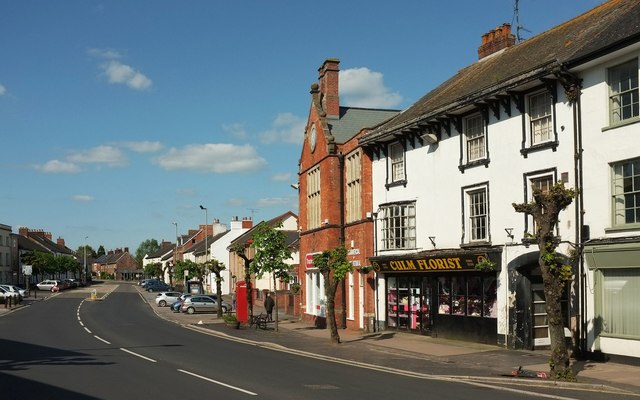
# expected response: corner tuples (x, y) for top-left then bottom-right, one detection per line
(235, 280), (248, 323)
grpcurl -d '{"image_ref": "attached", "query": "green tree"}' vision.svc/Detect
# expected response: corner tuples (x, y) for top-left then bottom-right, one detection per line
(96, 245), (106, 257)
(312, 246), (353, 344)
(135, 239), (160, 267)
(513, 181), (576, 381)
(250, 222), (293, 330)
(143, 262), (163, 279)
(174, 260), (208, 284)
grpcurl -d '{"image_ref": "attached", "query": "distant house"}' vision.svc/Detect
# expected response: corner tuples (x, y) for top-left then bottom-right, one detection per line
(94, 247), (139, 280)
(16, 227), (77, 283)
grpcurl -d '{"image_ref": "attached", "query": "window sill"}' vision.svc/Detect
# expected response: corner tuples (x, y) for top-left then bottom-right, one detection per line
(602, 116), (640, 132)
(458, 158), (489, 173)
(460, 241), (491, 248)
(520, 140), (558, 158)
(385, 179), (407, 189)
(604, 224), (640, 234)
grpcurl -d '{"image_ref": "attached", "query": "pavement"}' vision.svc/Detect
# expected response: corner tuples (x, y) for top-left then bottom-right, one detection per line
(3, 282), (640, 396)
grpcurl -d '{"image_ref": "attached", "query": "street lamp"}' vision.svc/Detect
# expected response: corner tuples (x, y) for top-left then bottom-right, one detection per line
(172, 221), (179, 286)
(200, 205), (208, 292)
(84, 236), (88, 283)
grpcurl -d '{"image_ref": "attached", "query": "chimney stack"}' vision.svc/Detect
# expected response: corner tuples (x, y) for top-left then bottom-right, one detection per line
(57, 237), (65, 247)
(478, 23), (515, 59)
(318, 58), (340, 117)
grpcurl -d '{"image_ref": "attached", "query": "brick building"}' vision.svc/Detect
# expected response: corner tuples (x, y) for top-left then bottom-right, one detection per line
(297, 58), (398, 331)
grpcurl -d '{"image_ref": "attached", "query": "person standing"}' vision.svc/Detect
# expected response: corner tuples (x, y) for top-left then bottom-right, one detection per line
(264, 292), (275, 321)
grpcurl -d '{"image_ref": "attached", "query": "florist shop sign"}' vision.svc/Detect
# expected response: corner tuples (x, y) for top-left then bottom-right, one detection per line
(370, 253), (493, 273)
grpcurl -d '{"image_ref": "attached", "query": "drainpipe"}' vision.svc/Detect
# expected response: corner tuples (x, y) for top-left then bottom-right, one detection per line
(372, 211), (379, 332)
(574, 85), (586, 357)
(338, 152), (347, 329)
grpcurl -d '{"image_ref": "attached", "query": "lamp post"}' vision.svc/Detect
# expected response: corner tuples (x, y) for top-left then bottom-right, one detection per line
(172, 221), (179, 289)
(84, 236), (88, 283)
(200, 205), (208, 293)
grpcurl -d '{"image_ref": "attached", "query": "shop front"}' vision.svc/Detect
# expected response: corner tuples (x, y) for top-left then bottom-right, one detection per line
(371, 247), (501, 344)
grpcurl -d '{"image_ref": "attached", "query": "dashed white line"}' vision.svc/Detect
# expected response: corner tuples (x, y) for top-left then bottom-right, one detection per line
(120, 348), (157, 363)
(177, 369), (257, 395)
(94, 335), (111, 345)
(84, 327), (92, 334)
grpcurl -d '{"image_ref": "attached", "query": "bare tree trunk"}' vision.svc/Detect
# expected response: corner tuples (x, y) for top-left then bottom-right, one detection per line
(322, 270), (340, 344)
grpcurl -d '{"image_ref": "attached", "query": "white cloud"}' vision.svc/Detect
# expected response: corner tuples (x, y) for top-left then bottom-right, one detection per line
(256, 196), (295, 208)
(68, 145), (128, 167)
(102, 60), (152, 91)
(271, 173), (292, 182)
(121, 141), (163, 153)
(176, 188), (196, 197)
(87, 48), (122, 59)
(225, 197), (245, 207)
(340, 67), (402, 108)
(155, 143), (267, 173)
(73, 195), (95, 202)
(0, 84), (6, 96)
(35, 160), (81, 174)
(223, 123), (248, 140)
(259, 112), (306, 144)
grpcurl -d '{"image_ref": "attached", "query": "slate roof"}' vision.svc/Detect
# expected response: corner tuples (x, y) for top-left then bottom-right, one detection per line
(146, 244), (176, 259)
(361, 0), (640, 144)
(228, 211), (299, 250)
(328, 107), (400, 144)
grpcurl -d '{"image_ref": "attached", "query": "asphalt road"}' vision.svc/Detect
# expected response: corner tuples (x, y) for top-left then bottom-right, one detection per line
(1, 283), (638, 400)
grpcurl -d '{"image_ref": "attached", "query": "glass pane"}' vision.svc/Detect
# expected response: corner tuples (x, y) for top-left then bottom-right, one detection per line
(438, 277), (451, 314)
(452, 276), (466, 315)
(483, 277), (497, 317)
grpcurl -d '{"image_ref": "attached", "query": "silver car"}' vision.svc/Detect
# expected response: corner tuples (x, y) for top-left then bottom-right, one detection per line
(0, 285), (26, 298)
(180, 295), (231, 314)
(154, 291), (182, 307)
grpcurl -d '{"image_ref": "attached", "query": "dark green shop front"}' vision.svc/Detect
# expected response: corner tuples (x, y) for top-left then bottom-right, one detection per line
(371, 248), (501, 344)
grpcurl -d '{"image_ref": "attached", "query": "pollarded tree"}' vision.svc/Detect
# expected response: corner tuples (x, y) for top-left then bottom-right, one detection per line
(250, 222), (293, 331)
(312, 246), (353, 344)
(513, 181), (576, 381)
(230, 242), (255, 319)
(205, 259), (226, 317)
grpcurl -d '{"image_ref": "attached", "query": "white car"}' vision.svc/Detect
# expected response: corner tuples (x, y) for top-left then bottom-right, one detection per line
(0, 285), (26, 298)
(36, 280), (61, 291)
(0, 286), (20, 301)
(154, 291), (183, 307)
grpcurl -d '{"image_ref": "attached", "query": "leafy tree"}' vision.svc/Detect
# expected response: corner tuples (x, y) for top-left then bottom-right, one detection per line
(513, 181), (576, 381)
(135, 239), (160, 267)
(174, 260), (207, 284)
(250, 222), (293, 330)
(96, 245), (106, 257)
(205, 259), (226, 317)
(312, 246), (353, 344)
(143, 262), (163, 279)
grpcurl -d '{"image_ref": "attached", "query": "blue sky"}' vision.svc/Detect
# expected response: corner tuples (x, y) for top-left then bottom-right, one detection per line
(0, 0), (602, 252)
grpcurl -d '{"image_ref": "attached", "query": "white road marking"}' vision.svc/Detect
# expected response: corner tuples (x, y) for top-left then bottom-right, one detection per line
(120, 348), (157, 363)
(94, 335), (111, 345)
(84, 327), (92, 334)
(178, 369), (257, 396)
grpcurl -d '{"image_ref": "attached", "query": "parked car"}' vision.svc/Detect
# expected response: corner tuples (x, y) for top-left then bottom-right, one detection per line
(64, 278), (79, 288)
(155, 291), (182, 307)
(145, 281), (170, 292)
(171, 294), (192, 312)
(141, 279), (161, 289)
(0, 284), (27, 298)
(180, 295), (231, 314)
(0, 286), (21, 302)
(36, 280), (61, 291)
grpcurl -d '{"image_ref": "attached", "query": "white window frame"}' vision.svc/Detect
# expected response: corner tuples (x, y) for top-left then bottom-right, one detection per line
(306, 166), (321, 230)
(528, 90), (553, 145)
(465, 114), (486, 162)
(608, 58), (639, 125)
(528, 173), (555, 235)
(388, 142), (405, 183)
(462, 184), (489, 243)
(380, 202), (416, 250)
(611, 157), (640, 227)
(346, 150), (361, 223)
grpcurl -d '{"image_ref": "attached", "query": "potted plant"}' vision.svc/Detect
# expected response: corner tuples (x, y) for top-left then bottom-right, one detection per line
(223, 313), (240, 329)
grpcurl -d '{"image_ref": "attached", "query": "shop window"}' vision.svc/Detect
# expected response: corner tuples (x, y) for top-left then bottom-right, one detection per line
(600, 268), (640, 337)
(483, 276), (497, 317)
(451, 276), (466, 315)
(438, 277), (451, 314)
(467, 276), (482, 316)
